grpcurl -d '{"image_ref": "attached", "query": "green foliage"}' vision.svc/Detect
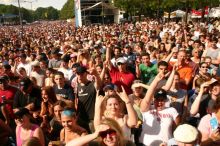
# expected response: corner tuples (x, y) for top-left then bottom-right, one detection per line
(34, 7), (59, 20)
(0, 4), (59, 22)
(0, 4), (19, 15)
(113, 0), (220, 19)
(59, 0), (74, 19)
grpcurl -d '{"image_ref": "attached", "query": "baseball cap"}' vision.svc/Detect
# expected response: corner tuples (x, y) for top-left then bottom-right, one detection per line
(174, 124), (198, 143)
(103, 83), (117, 91)
(76, 66), (87, 74)
(20, 77), (32, 87)
(154, 88), (167, 100)
(0, 75), (9, 83)
(14, 108), (30, 118)
(116, 57), (127, 64)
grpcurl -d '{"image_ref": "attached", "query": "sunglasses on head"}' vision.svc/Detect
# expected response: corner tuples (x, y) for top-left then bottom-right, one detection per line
(117, 62), (124, 66)
(99, 129), (116, 138)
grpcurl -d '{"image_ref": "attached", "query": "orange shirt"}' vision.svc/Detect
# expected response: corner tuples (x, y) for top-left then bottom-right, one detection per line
(177, 64), (193, 89)
(170, 63), (193, 89)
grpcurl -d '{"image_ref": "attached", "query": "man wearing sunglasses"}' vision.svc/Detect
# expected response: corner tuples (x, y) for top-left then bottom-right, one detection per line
(106, 47), (135, 94)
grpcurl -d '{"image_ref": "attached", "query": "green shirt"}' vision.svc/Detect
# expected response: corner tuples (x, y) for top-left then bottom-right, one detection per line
(139, 63), (158, 84)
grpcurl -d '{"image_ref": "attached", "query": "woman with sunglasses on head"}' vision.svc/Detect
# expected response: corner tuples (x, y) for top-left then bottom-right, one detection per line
(60, 107), (87, 144)
(66, 118), (135, 146)
(192, 62), (211, 90)
(15, 108), (45, 146)
(94, 86), (137, 140)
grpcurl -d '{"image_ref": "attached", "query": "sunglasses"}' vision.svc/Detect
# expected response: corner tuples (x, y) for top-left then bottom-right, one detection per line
(117, 62), (124, 66)
(201, 66), (208, 68)
(99, 129), (116, 138)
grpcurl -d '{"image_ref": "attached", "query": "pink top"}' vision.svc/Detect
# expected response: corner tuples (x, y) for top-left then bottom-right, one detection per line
(198, 113), (215, 137)
(16, 124), (39, 146)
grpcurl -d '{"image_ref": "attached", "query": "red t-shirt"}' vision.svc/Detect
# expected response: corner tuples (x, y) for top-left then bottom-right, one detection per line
(0, 86), (18, 118)
(109, 67), (135, 94)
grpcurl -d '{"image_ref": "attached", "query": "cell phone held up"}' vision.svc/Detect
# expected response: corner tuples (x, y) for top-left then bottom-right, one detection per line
(210, 117), (219, 131)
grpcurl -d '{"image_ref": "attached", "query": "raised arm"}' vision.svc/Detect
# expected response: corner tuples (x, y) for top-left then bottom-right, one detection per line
(100, 61), (108, 82)
(106, 46), (113, 70)
(117, 86), (137, 127)
(190, 82), (209, 116)
(135, 62), (141, 79)
(92, 69), (102, 90)
(163, 47), (178, 63)
(94, 92), (105, 130)
(140, 72), (164, 112)
(162, 66), (176, 91)
(66, 124), (110, 146)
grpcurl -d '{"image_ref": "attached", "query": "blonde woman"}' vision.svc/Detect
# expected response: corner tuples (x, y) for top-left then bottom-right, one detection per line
(94, 87), (137, 140)
(66, 118), (135, 146)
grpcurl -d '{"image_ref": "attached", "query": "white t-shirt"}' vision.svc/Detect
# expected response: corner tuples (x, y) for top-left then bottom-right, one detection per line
(30, 70), (45, 87)
(17, 62), (32, 76)
(139, 107), (178, 146)
(58, 68), (73, 80)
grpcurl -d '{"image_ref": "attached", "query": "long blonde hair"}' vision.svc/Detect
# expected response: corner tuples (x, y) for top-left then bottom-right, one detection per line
(99, 118), (125, 146)
(101, 95), (125, 117)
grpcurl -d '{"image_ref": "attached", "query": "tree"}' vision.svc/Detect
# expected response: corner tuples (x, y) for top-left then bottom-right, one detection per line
(33, 7), (59, 20)
(60, 0), (74, 19)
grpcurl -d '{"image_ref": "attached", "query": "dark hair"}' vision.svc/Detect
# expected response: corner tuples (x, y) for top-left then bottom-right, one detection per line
(199, 62), (207, 67)
(41, 86), (57, 103)
(213, 98), (220, 112)
(141, 52), (150, 57)
(158, 61), (168, 68)
(72, 63), (81, 69)
(54, 71), (64, 78)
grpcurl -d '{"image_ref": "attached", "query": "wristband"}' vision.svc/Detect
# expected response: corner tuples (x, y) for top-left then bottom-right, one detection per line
(125, 101), (131, 104)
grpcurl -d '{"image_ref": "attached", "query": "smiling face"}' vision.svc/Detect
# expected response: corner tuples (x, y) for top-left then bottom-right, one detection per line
(101, 129), (118, 146)
(61, 114), (76, 131)
(106, 98), (120, 115)
(200, 63), (209, 74)
(154, 98), (166, 111)
(41, 89), (48, 102)
(211, 85), (220, 97)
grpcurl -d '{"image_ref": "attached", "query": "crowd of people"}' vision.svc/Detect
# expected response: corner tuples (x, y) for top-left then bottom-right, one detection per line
(0, 18), (220, 146)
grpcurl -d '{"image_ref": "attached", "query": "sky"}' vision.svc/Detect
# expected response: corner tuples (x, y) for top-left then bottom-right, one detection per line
(0, 0), (68, 10)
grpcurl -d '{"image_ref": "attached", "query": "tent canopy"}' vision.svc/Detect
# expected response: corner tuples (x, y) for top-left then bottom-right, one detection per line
(209, 7), (220, 18)
(163, 10), (186, 18)
(82, 2), (118, 12)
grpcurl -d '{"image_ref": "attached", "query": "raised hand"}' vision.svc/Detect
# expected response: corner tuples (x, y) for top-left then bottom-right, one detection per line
(116, 86), (130, 103)
(95, 94), (106, 107)
(200, 81), (211, 92)
(94, 124), (110, 137)
(154, 72), (165, 82)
